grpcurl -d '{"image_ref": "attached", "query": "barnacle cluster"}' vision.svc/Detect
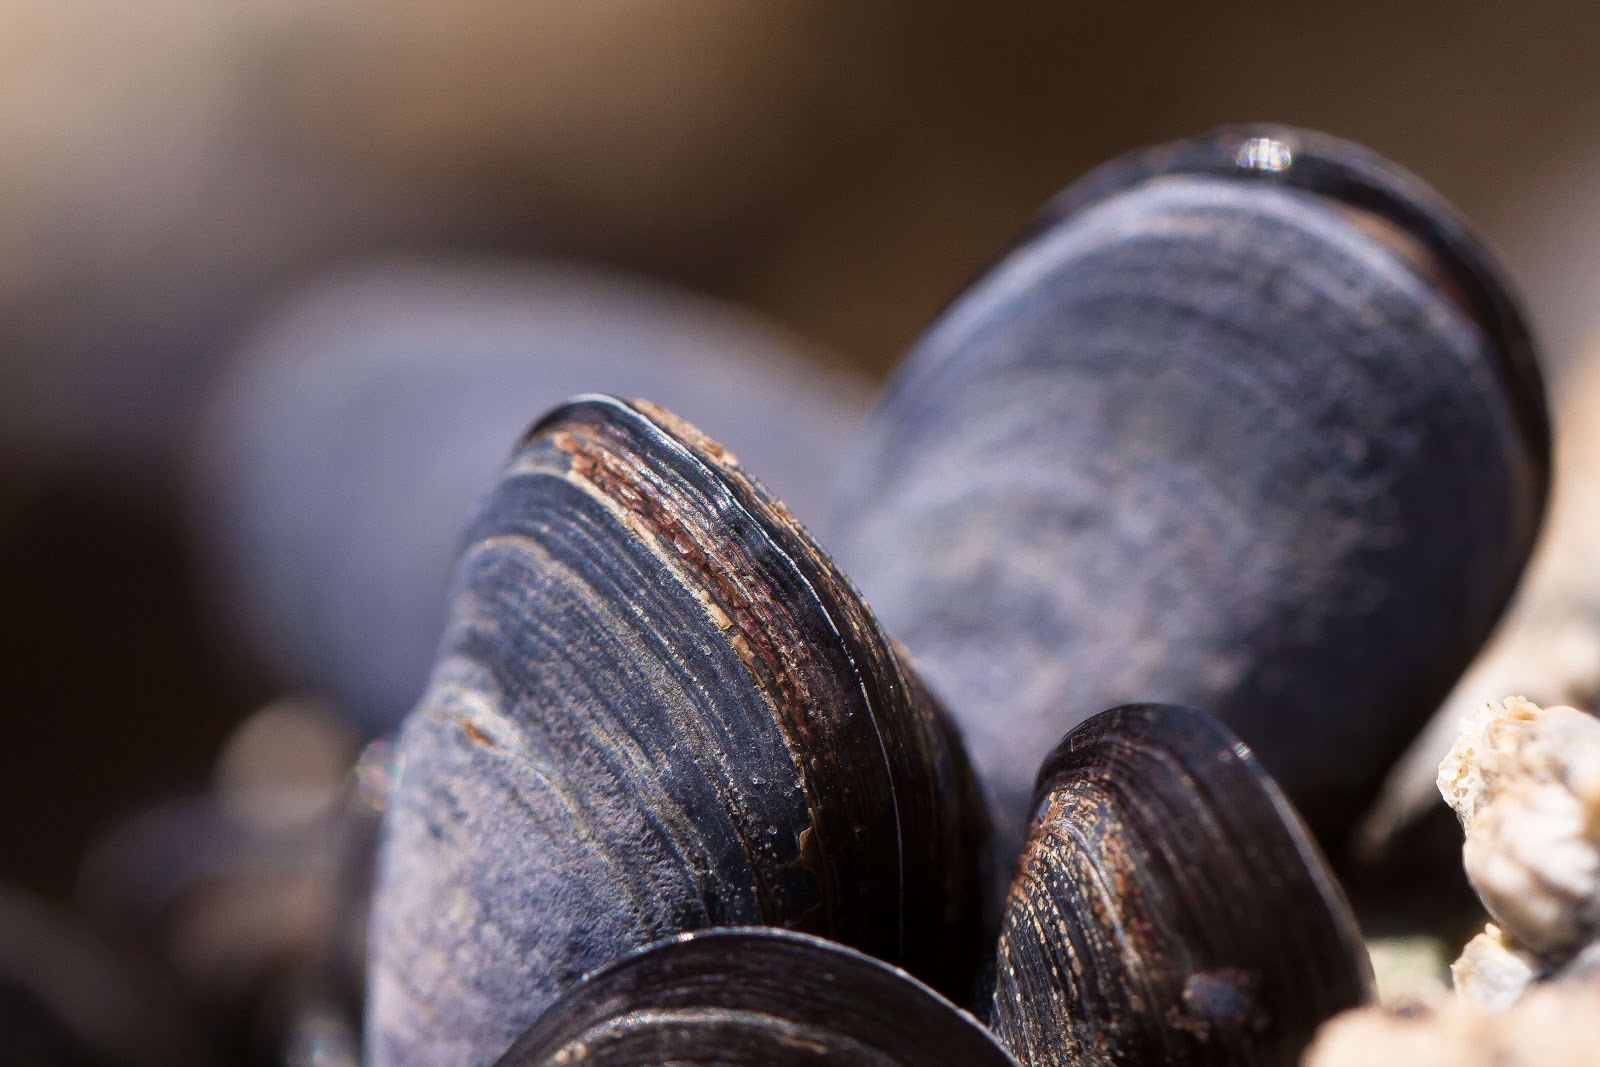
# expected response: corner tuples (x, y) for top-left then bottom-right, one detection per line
(1440, 698), (1600, 982)
(1309, 697), (1600, 1063)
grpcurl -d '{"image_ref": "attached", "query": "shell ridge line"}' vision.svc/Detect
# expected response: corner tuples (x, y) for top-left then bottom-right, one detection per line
(1161, 746), (1324, 1025)
(574, 1006), (875, 1059)
(1110, 745), (1252, 1057)
(614, 401), (909, 955)
(1210, 724), (1372, 997)
(554, 490), (803, 922)
(548, 422), (843, 923)
(547, 445), (793, 910)
(1009, 874), (1061, 1065)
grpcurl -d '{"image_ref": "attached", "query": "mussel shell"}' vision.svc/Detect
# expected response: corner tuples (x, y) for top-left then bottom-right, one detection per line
(496, 928), (1019, 1067)
(990, 703), (1373, 1066)
(366, 396), (989, 1065)
(831, 124), (1547, 866)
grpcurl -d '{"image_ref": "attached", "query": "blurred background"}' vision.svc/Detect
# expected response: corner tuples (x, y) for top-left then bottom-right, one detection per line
(8, 1), (1600, 1061)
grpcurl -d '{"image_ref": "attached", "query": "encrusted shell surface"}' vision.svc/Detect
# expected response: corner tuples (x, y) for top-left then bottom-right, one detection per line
(1437, 697), (1600, 957)
(989, 703), (1374, 1066)
(365, 396), (989, 1066)
(496, 928), (1020, 1066)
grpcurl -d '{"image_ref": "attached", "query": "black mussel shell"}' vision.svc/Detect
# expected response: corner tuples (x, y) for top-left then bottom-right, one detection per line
(497, 928), (1020, 1066)
(366, 396), (990, 1065)
(990, 703), (1373, 1067)
(830, 124), (1547, 870)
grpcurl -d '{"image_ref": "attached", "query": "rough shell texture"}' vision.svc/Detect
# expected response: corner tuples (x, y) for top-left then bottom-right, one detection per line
(365, 396), (989, 1066)
(989, 703), (1374, 1066)
(496, 928), (1020, 1066)
(830, 125), (1547, 870)
(1437, 698), (1600, 956)
(1450, 925), (1538, 1012)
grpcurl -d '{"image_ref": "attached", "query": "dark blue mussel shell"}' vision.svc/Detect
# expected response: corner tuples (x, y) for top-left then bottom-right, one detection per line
(831, 124), (1548, 872)
(990, 703), (1373, 1066)
(366, 397), (989, 1065)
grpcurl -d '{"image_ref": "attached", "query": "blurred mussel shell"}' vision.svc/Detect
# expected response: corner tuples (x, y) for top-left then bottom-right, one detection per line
(194, 262), (869, 737)
(365, 396), (989, 1065)
(75, 697), (377, 1064)
(0, 882), (212, 1066)
(989, 703), (1373, 1066)
(831, 123), (1548, 872)
(496, 928), (1019, 1067)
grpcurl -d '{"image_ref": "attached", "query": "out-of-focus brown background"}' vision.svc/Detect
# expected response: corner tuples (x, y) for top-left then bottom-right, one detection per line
(5, 0), (1600, 916)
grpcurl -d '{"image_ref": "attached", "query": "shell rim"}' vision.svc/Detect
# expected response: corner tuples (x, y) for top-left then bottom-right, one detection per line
(493, 927), (1019, 1066)
(1016, 124), (1549, 500)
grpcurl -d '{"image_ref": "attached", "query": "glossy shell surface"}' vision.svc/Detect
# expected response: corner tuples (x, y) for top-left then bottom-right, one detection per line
(497, 928), (1019, 1066)
(365, 396), (988, 1065)
(990, 703), (1374, 1066)
(831, 125), (1547, 867)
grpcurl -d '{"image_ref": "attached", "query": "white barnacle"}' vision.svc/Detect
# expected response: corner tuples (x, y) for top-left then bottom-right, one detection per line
(1437, 697), (1600, 1002)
